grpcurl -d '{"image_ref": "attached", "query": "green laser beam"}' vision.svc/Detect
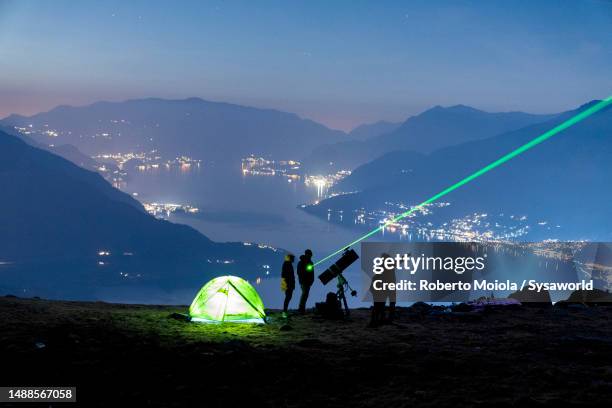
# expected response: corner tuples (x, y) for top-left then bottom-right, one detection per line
(314, 96), (612, 267)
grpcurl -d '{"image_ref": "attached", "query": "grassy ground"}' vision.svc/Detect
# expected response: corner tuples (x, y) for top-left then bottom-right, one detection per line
(2, 296), (612, 407)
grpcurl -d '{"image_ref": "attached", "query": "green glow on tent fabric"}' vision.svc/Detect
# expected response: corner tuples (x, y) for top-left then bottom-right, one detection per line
(189, 275), (266, 324)
(315, 96), (612, 267)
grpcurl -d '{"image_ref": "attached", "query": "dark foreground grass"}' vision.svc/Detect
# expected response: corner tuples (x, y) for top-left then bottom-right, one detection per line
(2, 296), (612, 407)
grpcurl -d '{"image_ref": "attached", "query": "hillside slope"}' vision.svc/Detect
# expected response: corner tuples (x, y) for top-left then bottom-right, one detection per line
(2, 296), (611, 407)
(0, 131), (278, 300)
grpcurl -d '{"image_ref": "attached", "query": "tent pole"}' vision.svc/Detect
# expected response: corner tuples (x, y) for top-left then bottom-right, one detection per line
(227, 280), (266, 319)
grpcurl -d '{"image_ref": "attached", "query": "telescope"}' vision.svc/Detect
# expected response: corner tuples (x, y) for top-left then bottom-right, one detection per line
(318, 248), (359, 285)
(318, 247), (359, 316)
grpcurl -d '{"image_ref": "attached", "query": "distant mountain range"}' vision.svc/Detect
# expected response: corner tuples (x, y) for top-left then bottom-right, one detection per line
(305, 100), (612, 241)
(1, 97), (347, 164)
(348, 120), (401, 141)
(303, 105), (556, 172)
(1, 99), (557, 176)
(0, 130), (278, 300)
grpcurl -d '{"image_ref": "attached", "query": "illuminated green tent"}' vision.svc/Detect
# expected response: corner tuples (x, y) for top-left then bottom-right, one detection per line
(189, 275), (266, 324)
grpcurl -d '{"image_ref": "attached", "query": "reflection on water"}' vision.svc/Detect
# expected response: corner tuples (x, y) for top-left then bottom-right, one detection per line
(119, 163), (363, 307)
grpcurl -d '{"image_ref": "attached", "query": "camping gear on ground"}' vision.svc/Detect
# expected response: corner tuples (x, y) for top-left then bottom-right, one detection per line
(315, 292), (344, 320)
(189, 275), (266, 324)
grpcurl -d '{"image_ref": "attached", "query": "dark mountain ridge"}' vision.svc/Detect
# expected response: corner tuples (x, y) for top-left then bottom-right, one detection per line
(306, 100), (612, 240)
(303, 105), (556, 172)
(0, 130), (278, 300)
(348, 120), (401, 141)
(1, 97), (347, 163)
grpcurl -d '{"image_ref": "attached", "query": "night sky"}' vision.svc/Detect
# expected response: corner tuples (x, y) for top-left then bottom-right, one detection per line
(1, 0), (611, 130)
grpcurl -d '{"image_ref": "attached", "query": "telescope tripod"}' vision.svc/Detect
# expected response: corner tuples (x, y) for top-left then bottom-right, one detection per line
(336, 273), (356, 316)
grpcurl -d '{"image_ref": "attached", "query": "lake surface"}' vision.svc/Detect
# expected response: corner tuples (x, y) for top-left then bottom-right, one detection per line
(97, 163), (594, 309)
(120, 163), (367, 308)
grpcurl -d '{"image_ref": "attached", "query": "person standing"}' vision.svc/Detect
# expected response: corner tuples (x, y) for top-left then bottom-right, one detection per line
(297, 249), (314, 314)
(280, 253), (295, 317)
(369, 253), (397, 327)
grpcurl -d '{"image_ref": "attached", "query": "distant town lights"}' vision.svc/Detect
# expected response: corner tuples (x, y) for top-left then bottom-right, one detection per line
(315, 96), (612, 267)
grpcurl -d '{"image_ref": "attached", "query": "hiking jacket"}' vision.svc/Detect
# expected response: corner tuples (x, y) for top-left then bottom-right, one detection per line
(281, 261), (295, 289)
